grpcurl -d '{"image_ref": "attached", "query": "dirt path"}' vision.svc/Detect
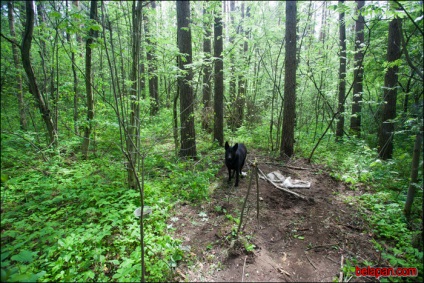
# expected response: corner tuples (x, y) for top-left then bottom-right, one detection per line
(170, 155), (378, 282)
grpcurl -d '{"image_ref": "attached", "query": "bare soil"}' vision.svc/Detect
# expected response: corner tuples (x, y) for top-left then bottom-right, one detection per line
(170, 152), (379, 282)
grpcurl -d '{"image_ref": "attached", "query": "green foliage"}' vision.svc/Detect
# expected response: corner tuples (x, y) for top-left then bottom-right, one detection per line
(360, 192), (423, 275)
(297, 136), (416, 192)
(1, 114), (224, 281)
(294, 132), (422, 282)
(1, 0), (423, 282)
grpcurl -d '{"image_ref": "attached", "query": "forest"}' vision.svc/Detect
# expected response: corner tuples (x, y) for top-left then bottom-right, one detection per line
(0, 0), (423, 282)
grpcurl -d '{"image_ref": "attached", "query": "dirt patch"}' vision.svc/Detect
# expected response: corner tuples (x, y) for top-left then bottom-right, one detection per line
(170, 154), (378, 282)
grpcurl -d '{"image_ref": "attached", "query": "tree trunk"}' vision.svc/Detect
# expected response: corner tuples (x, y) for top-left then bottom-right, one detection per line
(173, 86), (179, 156)
(81, 0), (97, 159)
(318, 2), (328, 44)
(235, 3), (249, 130)
(177, 1), (197, 159)
(7, 1), (27, 131)
(201, 2), (212, 132)
(280, 1), (297, 158)
(51, 1), (59, 134)
(213, 2), (224, 146)
(404, 130), (422, 219)
(228, 1), (236, 131)
(36, 2), (48, 98)
(21, 1), (56, 146)
(146, 0), (159, 116)
(336, 0), (346, 140)
(378, 7), (402, 160)
(350, 0), (365, 136)
(72, 1), (83, 44)
(67, 0), (80, 135)
(127, 0), (142, 190)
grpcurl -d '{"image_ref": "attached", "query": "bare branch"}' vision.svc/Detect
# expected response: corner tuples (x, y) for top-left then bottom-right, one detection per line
(0, 32), (21, 50)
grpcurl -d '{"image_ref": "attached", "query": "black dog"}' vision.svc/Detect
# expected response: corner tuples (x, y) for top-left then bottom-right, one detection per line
(225, 141), (247, 187)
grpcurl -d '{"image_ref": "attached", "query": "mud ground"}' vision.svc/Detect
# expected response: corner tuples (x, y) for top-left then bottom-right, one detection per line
(170, 152), (379, 282)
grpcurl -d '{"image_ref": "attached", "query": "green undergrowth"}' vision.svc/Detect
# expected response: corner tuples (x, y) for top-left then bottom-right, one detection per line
(1, 112), (422, 282)
(0, 117), (223, 282)
(296, 134), (423, 282)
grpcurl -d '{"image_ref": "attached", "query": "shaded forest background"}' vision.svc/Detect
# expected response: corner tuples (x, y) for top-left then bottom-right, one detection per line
(1, 1), (422, 282)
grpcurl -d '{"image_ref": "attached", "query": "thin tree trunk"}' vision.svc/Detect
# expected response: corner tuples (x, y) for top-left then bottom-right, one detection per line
(404, 130), (422, 218)
(66, 0), (80, 135)
(127, 0), (142, 190)
(336, 0), (346, 140)
(146, 1), (159, 116)
(7, 1), (27, 131)
(36, 2), (48, 97)
(202, 2), (212, 132)
(99, 3), (145, 279)
(82, 0), (97, 158)
(52, 6), (59, 134)
(319, 2), (328, 44)
(173, 86), (179, 156)
(280, 1), (297, 158)
(213, 2), (224, 146)
(21, 1), (56, 146)
(350, 0), (365, 136)
(235, 3), (249, 130)
(129, 5), (145, 280)
(228, 1), (236, 131)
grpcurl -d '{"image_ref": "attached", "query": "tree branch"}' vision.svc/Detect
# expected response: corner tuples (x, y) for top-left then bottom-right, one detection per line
(394, 0), (424, 37)
(400, 27), (424, 81)
(0, 33), (21, 50)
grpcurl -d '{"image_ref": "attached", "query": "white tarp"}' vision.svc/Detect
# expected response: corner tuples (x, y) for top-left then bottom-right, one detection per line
(266, 171), (311, 189)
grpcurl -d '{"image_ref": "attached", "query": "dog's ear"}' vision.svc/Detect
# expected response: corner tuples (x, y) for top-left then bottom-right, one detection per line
(225, 141), (229, 150)
(233, 143), (238, 151)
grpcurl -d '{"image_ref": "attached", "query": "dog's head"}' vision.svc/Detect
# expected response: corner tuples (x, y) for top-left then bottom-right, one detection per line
(225, 141), (238, 163)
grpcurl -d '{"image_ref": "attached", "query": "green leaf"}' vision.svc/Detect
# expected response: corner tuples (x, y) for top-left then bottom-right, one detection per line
(50, 11), (62, 19)
(1, 174), (9, 183)
(11, 250), (36, 263)
(91, 23), (102, 31)
(1, 251), (12, 261)
(108, 259), (120, 265)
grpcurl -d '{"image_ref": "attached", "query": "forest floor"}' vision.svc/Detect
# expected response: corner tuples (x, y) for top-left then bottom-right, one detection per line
(169, 150), (380, 282)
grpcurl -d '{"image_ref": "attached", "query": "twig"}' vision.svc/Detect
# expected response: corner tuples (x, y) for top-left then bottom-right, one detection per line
(305, 253), (317, 270)
(1, 130), (48, 161)
(284, 165), (309, 170)
(237, 166), (255, 238)
(325, 255), (338, 264)
(277, 267), (291, 278)
(305, 243), (340, 251)
(242, 256), (247, 282)
(339, 254), (344, 282)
